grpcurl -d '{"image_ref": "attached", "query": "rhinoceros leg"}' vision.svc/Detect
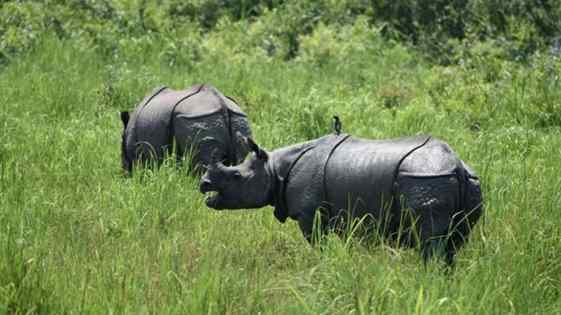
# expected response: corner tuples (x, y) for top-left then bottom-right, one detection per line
(297, 205), (331, 245)
(297, 210), (316, 244)
(444, 165), (484, 265)
(397, 173), (462, 265)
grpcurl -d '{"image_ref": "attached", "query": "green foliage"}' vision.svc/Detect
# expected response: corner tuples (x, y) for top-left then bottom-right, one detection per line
(0, 1), (45, 62)
(298, 16), (383, 67)
(2, 0), (561, 65)
(1, 33), (561, 313)
(371, 0), (561, 63)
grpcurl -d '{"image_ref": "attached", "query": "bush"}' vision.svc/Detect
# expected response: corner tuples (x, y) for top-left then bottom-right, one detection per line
(1, 0), (561, 66)
(298, 16), (383, 67)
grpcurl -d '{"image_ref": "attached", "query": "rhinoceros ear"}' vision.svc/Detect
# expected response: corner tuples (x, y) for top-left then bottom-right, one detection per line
(246, 137), (268, 161)
(120, 111), (130, 128)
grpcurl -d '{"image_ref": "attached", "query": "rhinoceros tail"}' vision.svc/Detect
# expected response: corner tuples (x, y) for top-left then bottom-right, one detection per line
(461, 166), (484, 233)
(119, 111), (132, 175)
(121, 128), (132, 175)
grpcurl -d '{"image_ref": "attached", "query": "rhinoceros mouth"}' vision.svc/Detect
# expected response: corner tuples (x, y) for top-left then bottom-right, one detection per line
(205, 191), (223, 208)
(200, 184), (223, 209)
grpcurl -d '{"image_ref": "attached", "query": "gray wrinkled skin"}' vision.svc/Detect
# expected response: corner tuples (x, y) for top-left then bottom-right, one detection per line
(120, 84), (252, 174)
(200, 135), (483, 265)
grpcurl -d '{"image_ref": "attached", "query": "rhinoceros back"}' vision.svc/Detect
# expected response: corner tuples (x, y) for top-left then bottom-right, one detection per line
(323, 135), (432, 220)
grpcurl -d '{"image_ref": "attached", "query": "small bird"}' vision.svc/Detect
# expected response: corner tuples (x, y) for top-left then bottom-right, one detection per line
(333, 115), (342, 135)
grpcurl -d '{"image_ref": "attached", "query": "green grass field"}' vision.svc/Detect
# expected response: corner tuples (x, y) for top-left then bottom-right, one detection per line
(1, 28), (561, 314)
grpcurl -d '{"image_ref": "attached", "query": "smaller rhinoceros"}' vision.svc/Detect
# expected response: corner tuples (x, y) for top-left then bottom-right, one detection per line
(200, 133), (483, 264)
(120, 84), (252, 174)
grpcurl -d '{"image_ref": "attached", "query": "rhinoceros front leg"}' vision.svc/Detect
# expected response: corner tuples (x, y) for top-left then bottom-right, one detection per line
(297, 206), (331, 245)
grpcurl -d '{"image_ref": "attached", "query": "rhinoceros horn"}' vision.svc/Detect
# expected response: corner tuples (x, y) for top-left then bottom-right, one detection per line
(245, 137), (268, 161)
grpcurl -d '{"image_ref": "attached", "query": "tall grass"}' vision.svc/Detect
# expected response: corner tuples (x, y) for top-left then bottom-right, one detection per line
(1, 36), (561, 314)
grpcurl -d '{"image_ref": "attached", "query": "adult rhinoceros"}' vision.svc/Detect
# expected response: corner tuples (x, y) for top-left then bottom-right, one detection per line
(120, 84), (252, 174)
(199, 132), (483, 264)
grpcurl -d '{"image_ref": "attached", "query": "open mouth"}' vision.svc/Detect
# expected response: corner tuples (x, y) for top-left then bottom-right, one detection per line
(204, 191), (222, 208)
(200, 183), (222, 209)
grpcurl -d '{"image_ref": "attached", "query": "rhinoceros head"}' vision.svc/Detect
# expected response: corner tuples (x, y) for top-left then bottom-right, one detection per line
(200, 136), (271, 210)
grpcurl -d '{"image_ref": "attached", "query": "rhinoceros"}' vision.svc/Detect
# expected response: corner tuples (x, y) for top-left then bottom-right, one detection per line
(120, 84), (252, 174)
(200, 133), (483, 264)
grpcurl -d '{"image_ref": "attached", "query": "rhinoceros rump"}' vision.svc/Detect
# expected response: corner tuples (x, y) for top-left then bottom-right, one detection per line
(120, 84), (252, 174)
(200, 134), (483, 264)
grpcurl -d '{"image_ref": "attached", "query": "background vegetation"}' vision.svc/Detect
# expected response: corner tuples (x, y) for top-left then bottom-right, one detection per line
(1, 0), (561, 313)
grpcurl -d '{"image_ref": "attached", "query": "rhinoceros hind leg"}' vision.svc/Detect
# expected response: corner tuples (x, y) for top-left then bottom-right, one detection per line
(438, 166), (484, 266)
(397, 174), (461, 265)
(422, 237), (451, 265)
